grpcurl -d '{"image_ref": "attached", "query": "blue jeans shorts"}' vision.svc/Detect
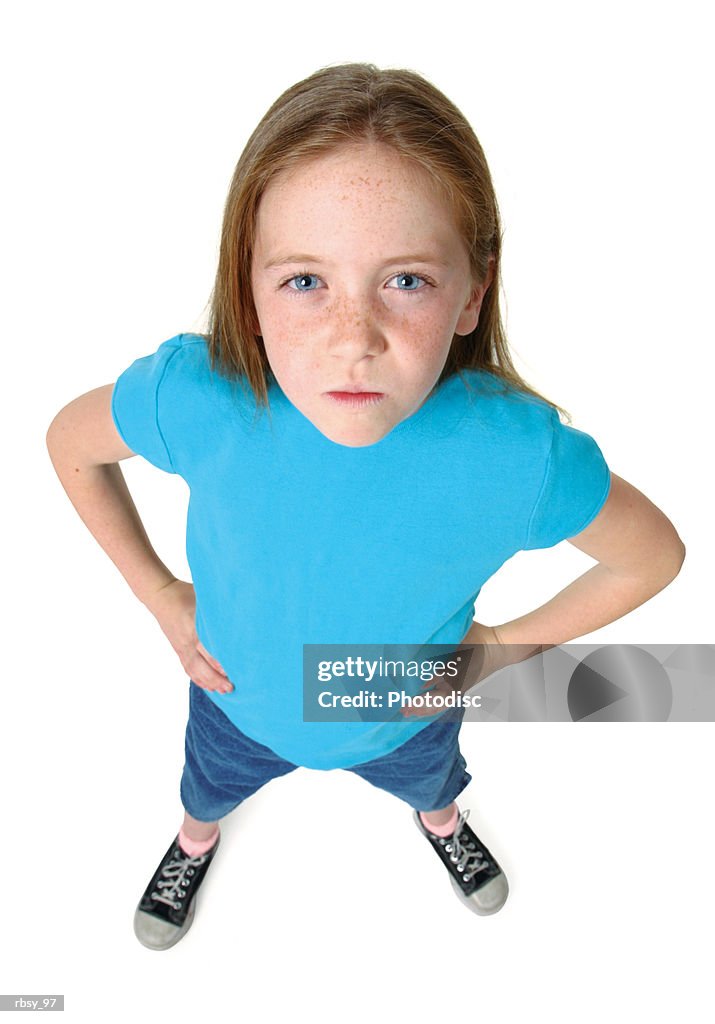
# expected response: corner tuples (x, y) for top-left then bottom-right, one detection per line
(180, 680), (472, 822)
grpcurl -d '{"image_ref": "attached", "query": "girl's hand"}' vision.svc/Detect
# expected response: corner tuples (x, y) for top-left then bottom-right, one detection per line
(145, 579), (234, 695)
(400, 669), (459, 719)
(400, 622), (502, 719)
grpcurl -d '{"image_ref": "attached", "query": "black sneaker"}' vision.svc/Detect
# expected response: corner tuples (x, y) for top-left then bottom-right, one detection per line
(133, 830), (221, 950)
(413, 808), (508, 915)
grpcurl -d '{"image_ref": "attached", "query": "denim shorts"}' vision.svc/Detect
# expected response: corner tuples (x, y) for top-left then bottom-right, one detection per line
(180, 680), (472, 821)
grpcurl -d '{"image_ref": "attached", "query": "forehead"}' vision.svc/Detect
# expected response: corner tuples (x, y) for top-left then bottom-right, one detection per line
(254, 143), (461, 250)
(267, 142), (439, 193)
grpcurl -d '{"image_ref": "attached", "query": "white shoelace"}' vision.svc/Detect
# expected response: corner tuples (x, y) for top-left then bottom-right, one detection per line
(151, 847), (209, 910)
(441, 810), (490, 882)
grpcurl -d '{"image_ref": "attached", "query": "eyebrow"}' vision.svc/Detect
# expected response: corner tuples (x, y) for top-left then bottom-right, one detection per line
(263, 252), (452, 270)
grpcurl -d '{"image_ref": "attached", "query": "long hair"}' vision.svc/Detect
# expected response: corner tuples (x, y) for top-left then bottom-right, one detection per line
(201, 62), (571, 422)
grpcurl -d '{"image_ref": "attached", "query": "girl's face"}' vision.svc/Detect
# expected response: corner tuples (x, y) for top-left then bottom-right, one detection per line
(251, 142), (492, 447)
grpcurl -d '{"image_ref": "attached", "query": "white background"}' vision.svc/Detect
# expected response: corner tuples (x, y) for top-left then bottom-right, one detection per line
(2, 0), (713, 1021)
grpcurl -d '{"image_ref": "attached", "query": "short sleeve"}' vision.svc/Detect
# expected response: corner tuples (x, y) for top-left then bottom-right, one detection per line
(110, 336), (184, 474)
(524, 409), (611, 549)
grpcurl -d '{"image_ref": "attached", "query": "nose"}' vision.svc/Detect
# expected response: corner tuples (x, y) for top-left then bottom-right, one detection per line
(325, 300), (386, 361)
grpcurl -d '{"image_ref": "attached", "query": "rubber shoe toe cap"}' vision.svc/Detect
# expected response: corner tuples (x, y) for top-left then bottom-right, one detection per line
(453, 871), (509, 916)
(133, 904), (195, 951)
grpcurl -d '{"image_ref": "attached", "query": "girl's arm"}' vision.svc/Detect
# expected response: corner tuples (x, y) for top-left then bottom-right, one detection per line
(490, 472), (685, 645)
(47, 385), (234, 693)
(46, 384), (178, 613)
(458, 473), (686, 688)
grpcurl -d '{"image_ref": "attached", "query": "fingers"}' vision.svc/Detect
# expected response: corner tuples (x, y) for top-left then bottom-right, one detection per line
(401, 675), (454, 718)
(190, 669), (234, 695)
(191, 642), (234, 694)
(401, 705), (442, 719)
(196, 640), (228, 675)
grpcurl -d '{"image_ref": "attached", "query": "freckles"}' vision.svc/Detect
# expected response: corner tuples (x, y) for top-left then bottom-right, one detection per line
(264, 321), (303, 356)
(425, 315), (450, 347)
(399, 310), (447, 352)
(283, 330), (307, 353)
(324, 296), (357, 331)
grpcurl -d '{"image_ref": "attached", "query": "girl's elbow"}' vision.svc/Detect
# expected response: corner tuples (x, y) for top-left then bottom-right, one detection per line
(674, 538), (686, 575)
(663, 535), (686, 582)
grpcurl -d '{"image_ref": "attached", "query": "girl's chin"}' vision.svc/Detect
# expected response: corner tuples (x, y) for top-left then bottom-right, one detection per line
(312, 413), (394, 448)
(322, 428), (387, 448)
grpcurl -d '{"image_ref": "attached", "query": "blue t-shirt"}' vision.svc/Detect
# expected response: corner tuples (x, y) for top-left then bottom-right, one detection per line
(111, 333), (611, 769)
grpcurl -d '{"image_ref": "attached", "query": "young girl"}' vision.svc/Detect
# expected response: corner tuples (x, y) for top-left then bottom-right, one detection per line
(46, 62), (685, 951)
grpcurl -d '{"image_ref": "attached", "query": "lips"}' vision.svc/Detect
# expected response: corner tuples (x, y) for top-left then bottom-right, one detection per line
(325, 390), (386, 408)
(327, 387), (383, 394)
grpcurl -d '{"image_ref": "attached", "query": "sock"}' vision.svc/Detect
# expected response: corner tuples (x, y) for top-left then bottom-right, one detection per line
(419, 806), (459, 837)
(178, 825), (219, 857)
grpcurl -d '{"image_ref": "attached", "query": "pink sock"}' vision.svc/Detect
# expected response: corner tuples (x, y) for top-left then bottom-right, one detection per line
(419, 805), (459, 837)
(178, 825), (219, 857)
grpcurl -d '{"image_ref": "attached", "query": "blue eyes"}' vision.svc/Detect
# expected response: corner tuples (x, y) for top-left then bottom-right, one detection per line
(282, 271), (432, 294)
(387, 272), (426, 292)
(286, 273), (320, 292)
